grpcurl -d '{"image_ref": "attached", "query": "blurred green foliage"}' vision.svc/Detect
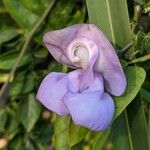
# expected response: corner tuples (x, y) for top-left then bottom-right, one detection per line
(0, 0), (149, 150)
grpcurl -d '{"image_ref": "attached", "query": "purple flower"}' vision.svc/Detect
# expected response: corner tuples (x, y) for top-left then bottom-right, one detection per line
(36, 24), (126, 131)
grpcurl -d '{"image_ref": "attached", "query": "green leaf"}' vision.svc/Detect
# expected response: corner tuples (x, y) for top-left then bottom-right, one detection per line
(20, 140), (35, 150)
(136, 31), (145, 54)
(33, 48), (48, 58)
(143, 82), (150, 91)
(92, 129), (110, 150)
(3, 0), (38, 29)
(148, 106), (150, 149)
(69, 121), (88, 146)
(19, 0), (45, 15)
(120, 59), (128, 68)
(6, 117), (20, 140)
(86, 0), (132, 48)
(54, 116), (71, 150)
(104, 113), (132, 150)
(134, 0), (145, 5)
(140, 88), (150, 102)
(5, 107), (20, 140)
(104, 97), (149, 150)
(0, 27), (18, 44)
(142, 35), (150, 53)
(33, 143), (47, 150)
(136, 31), (150, 54)
(9, 72), (35, 96)
(0, 108), (7, 132)
(114, 66), (146, 119)
(8, 135), (23, 150)
(127, 97), (149, 150)
(47, 0), (75, 29)
(35, 122), (53, 144)
(0, 1), (6, 14)
(0, 51), (32, 70)
(68, 10), (84, 25)
(18, 94), (41, 132)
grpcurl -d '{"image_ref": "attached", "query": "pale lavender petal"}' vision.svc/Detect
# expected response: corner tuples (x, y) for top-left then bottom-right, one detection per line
(43, 24), (126, 96)
(66, 69), (104, 94)
(90, 24), (126, 96)
(36, 72), (69, 116)
(66, 69), (94, 93)
(43, 26), (81, 68)
(63, 91), (114, 131)
(66, 69), (81, 93)
(84, 73), (104, 93)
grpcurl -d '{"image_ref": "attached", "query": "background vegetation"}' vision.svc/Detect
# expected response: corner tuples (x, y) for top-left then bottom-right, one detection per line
(0, 0), (149, 150)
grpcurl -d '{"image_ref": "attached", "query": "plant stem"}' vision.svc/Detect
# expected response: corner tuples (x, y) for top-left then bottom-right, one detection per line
(128, 54), (150, 65)
(125, 110), (134, 150)
(0, 0), (56, 99)
(148, 105), (150, 149)
(62, 65), (68, 73)
(117, 43), (133, 53)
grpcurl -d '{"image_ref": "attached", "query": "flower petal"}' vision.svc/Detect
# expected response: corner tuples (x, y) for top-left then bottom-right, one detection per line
(84, 73), (104, 93)
(43, 25), (81, 68)
(91, 24), (126, 96)
(63, 91), (114, 131)
(66, 69), (81, 93)
(36, 72), (69, 116)
(66, 69), (104, 94)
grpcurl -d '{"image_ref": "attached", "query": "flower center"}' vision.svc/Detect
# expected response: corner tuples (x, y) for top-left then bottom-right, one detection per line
(67, 38), (98, 69)
(74, 45), (89, 69)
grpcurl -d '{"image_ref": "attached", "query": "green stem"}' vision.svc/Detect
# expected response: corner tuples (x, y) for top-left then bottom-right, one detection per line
(128, 54), (150, 65)
(116, 43), (133, 53)
(0, 8), (8, 13)
(62, 65), (68, 73)
(148, 105), (150, 149)
(0, 0), (56, 99)
(125, 110), (134, 150)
